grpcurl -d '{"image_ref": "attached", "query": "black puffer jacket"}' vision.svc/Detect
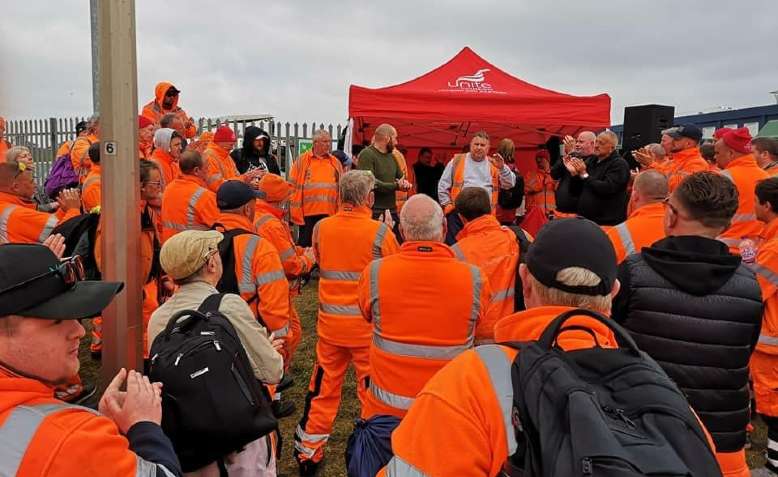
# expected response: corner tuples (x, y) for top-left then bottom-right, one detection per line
(613, 236), (762, 452)
(575, 151), (630, 225)
(229, 126), (281, 175)
(550, 155), (587, 213)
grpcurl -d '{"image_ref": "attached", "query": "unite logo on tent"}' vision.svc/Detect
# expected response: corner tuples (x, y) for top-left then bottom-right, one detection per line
(443, 68), (505, 94)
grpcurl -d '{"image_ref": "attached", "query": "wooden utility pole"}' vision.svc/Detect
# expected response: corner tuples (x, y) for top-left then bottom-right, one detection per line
(89, 0), (100, 113)
(98, 0), (143, 386)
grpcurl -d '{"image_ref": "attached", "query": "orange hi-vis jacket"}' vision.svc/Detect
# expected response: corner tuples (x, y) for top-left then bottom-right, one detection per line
(393, 149), (413, 212)
(55, 140), (73, 159)
(0, 368), (178, 477)
(289, 151), (343, 225)
(378, 306), (618, 477)
(141, 81), (196, 138)
(451, 214), (520, 325)
(718, 154), (768, 253)
(655, 147), (710, 192)
(159, 174), (218, 243)
(203, 142), (239, 192)
(357, 241), (496, 419)
(751, 218), (778, 355)
(81, 164), (101, 212)
(0, 192), (80, 244)
(253, 200), (314, 278)
(216, 213), (291, 344)
(446, 153), (500, 214)
(314, 205), (399, 347)
(524, 168), (556, 214)
(0, 140), (11, 162)
(605, 201), (666, 263)
(149, 148), (180, 190)
(70, 134), (97, 182)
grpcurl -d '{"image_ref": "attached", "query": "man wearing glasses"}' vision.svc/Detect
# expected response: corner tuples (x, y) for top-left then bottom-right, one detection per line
(0, 244), (182, 476)
(141, 82), (196, 139)
(612, 172), (762, 477)
(0, 160), (81, 245)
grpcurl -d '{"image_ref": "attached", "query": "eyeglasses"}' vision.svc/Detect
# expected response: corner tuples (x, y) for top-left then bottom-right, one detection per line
(142, 181), (162, 188)
(0, 255), (85, 297)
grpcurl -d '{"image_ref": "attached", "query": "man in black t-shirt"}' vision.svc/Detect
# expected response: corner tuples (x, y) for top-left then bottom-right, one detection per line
(413, 147), (444, 202)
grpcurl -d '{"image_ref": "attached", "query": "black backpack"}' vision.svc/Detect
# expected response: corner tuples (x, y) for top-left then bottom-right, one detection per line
(508, 226), (532, 312)
(501, 308), (722, 477)
(148, 293), (277, 472)
(498, 171), (525, 210)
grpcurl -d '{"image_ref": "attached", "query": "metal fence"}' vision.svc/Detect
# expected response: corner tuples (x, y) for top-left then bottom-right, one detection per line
(4, 116), (346, 184)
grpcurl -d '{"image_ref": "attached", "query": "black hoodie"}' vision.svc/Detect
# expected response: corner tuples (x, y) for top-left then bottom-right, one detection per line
(613, 235), (762, 452)
(229, 126), (281, 175)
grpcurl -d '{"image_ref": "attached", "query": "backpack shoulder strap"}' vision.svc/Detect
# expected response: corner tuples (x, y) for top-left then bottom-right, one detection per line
(216, 228), (259, 305)
(198, 293), (227, 314)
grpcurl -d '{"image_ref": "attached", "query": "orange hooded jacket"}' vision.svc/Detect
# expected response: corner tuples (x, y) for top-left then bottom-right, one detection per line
(203, 142), (239, 192)
(605, 201), (666, 264)
(751, 218), (778, 417)
(289, 151), (343, 225)
(253, 200), (314, 278)
(81, 164), (102, 212)
(452, 214), (520, 324)
(69, 134), (98, 182)
(717, 154), (768, 253)
(141, 81), (196, 138)
(0, 192), (80, 244)
(655, 147), (710, 192)
(159, 174), (218, 243)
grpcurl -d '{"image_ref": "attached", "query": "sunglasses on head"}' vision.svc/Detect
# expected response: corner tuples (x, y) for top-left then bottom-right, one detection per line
(0, 255), (85, 297)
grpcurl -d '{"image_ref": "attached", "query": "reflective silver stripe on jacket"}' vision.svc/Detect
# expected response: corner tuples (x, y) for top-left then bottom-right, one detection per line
(303, 182), (338, 190)
(467, 264), (482, 337)
(450, 243), (465, 261)
(279, 247), (296, 260)
(186, 188), (207, 228)
(238, 235), (261, 293)
(161, 221), (187, 231)
(369, 259), (384, 332)
(491, 288), (514, 302)
(270, 324), (290, 338)
(300, 194), (337, 203)
(759, 334), (778, 346)
(615, 222), (636, 256)
(320, 270), (361, 281)
(717, 237), (741, 246)
(475, 345), (518, 455)
(320, 303), (362, 316)
(384, 455), (430, 477)
(369, 381), (415, 410)
(373, 223), (389, 259)
(0, 402), (97, 477)
(0, 205), (18, 243)
(253, 214), (273, 230)
(255, 270), (285, 286)
(38, 215), (59, 243)
(752, 262), (778, 286)
(731, 213), (757, 223)
(372, 334), (470, 360)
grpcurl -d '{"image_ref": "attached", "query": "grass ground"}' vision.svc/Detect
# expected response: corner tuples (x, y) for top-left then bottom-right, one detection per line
(78, 281), (768, 476)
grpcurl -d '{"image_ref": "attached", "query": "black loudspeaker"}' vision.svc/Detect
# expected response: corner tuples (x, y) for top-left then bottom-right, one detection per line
(621, 104), (675, 152)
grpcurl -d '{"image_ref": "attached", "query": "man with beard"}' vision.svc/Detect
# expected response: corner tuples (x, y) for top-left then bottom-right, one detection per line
(357, 124), (411, 231)
(141, 82), (196, 139)
(230, 126), (281, 175)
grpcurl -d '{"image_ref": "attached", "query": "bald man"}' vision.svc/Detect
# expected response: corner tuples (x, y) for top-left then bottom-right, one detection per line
(552, 131), (597, 216)
(606, 170), (669, 263)
(357, 123), (411, 237)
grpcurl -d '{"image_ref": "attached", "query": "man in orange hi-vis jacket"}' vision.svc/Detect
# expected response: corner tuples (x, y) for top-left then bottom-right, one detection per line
(141, 81), (196, 138)
(159, 151), (218, 243)
(295, 170), (399, 476)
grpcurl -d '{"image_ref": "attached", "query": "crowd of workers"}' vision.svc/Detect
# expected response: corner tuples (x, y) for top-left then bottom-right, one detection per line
(3, 80), (778, 476)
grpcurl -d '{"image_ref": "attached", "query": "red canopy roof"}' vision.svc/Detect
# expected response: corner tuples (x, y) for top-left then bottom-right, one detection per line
(348, 47), (611, 150)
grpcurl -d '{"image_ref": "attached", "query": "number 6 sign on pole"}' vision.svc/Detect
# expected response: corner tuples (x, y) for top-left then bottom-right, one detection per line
(104, 141), (117, 155)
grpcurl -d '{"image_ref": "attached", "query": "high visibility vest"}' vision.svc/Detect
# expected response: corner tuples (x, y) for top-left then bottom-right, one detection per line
(159, 175), (219, 243)
(717, 155), (768, 253)
(253, 202), (314, 278)
(315, 205), (399, 347)
(447, 153), (500, 214)
(659, 147), (710, 192)
(149, 149), (180, 190)
(359, 241), (492, 419)
(81, 166), (101, 212)
(0, 192), (78, 244)
(605, 202), (666, 264)
(289, 151), (343, 225)
(203, 143), (239, 192)
(392, 150), (413, 212)
(524, 169), (556, 214)
(451, 214), (519, 326)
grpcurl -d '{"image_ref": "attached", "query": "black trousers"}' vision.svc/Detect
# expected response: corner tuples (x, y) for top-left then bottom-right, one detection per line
(297, 214), (328, 247)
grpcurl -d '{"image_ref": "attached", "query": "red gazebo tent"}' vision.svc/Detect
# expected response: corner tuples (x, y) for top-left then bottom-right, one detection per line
(348, 47), (611, 170)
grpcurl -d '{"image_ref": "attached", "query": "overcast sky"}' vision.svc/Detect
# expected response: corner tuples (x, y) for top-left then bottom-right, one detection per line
(2, 0), (776, 127)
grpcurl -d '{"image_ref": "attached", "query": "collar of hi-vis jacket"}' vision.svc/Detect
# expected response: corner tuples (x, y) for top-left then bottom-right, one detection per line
(0, 191), (36, 209)
(217, 213), (253, 231)
(400, 241), (455, 258)
(178, 173), (208, 188)
(724, 154), (758, 171)
(0, 364), (57, 399)
(493, 305), (618, 349)
(206, 142), (230, 158)
(456, 214), (502, 241)
(255, 200), (285, 220)
(628, 201), (665, 220)
(670, 147), (702, 165)
(337, 204), (372, 218)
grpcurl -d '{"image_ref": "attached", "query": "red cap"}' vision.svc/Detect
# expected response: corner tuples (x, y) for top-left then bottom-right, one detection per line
(713, 127), (732, 140)
(720, 127), (752, 154)
(138, 115), (153, 129)
(213, 125), (236, 143)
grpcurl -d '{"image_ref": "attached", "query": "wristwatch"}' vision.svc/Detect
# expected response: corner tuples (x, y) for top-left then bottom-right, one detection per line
(581, 173), (589, 179)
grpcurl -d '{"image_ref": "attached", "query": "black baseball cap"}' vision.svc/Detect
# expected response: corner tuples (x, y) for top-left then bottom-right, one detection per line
(166, 86), (181, 95)
(666, 124), (703, 143)
(524, 218), (617, 296)
(75, 121), (88, 135)
(0, 244), (123, 319)
(217, 180), (261, 209)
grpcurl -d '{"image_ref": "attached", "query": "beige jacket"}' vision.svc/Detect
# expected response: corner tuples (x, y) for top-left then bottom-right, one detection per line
(148, 281), (283, 384)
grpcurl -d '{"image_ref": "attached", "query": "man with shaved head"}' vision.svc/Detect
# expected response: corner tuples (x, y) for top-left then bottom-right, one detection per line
(354, 193), (495, 471)
(357, 123), (411, 235)
(552, 131), (597, 217)
(606, 170), (669, 263)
